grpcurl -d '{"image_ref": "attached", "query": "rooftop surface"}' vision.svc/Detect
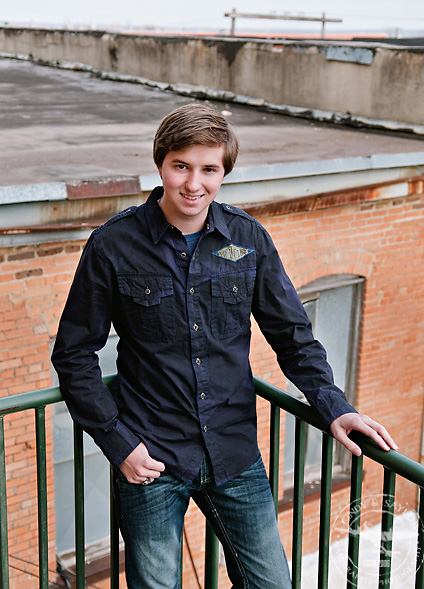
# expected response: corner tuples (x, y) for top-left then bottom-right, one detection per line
(2, 56), (424, 189)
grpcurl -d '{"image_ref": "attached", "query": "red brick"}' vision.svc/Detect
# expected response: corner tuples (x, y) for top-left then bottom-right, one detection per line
(1, 183), (423, 569)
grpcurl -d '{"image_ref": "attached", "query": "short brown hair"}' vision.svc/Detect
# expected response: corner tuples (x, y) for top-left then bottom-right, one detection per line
(153, 103), (239, 175)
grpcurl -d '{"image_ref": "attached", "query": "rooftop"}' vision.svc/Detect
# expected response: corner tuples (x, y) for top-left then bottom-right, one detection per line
(1, 53), (424, 247)
(2, 55), (424, 189)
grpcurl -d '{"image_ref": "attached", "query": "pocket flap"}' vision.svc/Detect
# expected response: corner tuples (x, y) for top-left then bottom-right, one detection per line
(117, 274), (173, 306)
(211, 271), (255, 304)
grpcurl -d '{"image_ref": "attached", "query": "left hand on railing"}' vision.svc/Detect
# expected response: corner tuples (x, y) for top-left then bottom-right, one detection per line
(329, 413), (399, 457)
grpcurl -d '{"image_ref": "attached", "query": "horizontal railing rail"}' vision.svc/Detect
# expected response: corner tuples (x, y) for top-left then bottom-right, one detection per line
(0, 375), (423, 588)
(253, 376), (424, 589)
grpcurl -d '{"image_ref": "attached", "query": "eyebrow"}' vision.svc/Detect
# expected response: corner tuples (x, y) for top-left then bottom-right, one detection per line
(171, 158), (222, 169)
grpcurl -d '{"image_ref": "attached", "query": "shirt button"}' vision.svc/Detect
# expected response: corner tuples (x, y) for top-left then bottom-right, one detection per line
(145, 287), (151, 295)
(193, 323), (199, 331)
(196, 358), (201, 365)
(203, 425), (208, 433)
(189, 287), (195, 295)
(200, 392), (206, 400)
(233, 285), (238, 293)
(181, 252), (187, 259)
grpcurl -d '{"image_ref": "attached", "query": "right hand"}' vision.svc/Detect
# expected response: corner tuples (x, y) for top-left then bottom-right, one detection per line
(329, 412), (398, 457)
(119, 442), (165, 484)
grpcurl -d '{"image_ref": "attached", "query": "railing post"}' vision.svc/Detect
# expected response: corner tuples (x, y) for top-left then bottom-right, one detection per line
(35, 407), (49, 588)
(318, 434), (333, 589)
(73, 423), (85, 589)
(379, 468), (396, 585)
(292, 418), (306, 589)
(269, 403), (280, 515)
(0, 417), (9, 589)
(347, 453), (363, 588)
(204, 521), (219, 589)
(110, 467), (120, 589)
(416, 487), (424, 589)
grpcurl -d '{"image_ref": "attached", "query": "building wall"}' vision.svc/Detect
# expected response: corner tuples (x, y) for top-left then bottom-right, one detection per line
(0, 184), (423, 586)
(1, 28), (424, 126)
(0, 243), (82, 587)
(255, 188), (424, 563)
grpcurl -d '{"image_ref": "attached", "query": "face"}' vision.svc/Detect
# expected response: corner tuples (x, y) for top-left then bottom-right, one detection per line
(157, 144), (226, 234)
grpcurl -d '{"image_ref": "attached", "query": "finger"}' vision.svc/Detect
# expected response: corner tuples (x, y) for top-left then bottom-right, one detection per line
(141, 467), (163, 480)
(332, 427), (362, 456)
(127, 469), (160, 484)
(355, 416), (398, 451)
(361, 417), (399, 450)
(119, 450), (165, 483)
(347, 418), (390, 451)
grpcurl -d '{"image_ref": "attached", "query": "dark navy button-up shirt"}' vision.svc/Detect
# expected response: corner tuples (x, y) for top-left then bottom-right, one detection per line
(52, 187), (355, 485)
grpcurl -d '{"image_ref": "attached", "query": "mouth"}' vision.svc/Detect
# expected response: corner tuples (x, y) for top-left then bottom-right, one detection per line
(181, 193), (203, 201)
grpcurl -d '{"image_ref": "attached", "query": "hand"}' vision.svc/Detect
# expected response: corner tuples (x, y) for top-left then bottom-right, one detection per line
(119, 442), (165, 484)
(329, 413), (398, 457)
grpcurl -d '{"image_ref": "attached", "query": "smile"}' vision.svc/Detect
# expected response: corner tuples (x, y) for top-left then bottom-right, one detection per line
(182, 193), (203, 201)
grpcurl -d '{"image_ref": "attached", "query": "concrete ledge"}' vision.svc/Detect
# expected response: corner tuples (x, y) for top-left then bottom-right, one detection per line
(1, 153), (424, 247)
(0, 182), (67, 205)
(2, 152), (424, 206)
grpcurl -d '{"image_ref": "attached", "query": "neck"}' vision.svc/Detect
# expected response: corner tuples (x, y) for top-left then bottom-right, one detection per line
(158, 197), (208, 235)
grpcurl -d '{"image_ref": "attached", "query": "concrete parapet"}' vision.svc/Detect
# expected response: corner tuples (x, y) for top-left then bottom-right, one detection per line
(1, 28), (424, 127)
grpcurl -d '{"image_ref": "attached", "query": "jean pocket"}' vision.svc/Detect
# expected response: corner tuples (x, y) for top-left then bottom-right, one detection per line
(117, 273), (176, 342)
(211, 269), (256, 339)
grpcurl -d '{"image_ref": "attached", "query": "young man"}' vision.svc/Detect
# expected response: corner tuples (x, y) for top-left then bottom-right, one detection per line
(52, 103), (397, 588)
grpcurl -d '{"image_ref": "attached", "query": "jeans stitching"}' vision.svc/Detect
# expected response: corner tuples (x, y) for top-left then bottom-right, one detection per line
(201, 489), (250, 588)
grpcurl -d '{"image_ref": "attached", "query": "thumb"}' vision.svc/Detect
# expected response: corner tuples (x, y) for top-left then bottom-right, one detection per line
(145, 455), (166, 471)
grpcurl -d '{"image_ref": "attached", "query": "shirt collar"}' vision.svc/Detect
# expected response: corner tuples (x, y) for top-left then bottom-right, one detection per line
(145, 187), (231, 243)
(145, 186), (171, 244)
(208, 200), (231, 240)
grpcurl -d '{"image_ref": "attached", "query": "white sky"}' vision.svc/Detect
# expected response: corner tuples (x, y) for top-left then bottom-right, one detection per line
(2, 0), (424, 35)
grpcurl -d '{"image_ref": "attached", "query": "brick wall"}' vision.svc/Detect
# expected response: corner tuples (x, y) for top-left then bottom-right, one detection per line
(0, 186), (423, 586)
(253, 190), (424, 576)
(0, 243), (84, 587)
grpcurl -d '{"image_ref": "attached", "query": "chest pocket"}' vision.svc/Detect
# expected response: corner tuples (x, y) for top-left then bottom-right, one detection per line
(117, 273), (175, 343)
(211, 269), (256, 339)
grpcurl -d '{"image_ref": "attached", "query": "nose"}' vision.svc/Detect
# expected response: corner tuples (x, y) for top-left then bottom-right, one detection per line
(185, 170), (202, 193)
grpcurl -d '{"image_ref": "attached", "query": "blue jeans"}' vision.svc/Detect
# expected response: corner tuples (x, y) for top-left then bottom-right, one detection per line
(113, 452), (292, 588)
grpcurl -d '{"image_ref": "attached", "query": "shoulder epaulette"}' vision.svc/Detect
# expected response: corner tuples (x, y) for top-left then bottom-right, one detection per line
(93, 206), (138, 235)
(220, 202), (259, 224)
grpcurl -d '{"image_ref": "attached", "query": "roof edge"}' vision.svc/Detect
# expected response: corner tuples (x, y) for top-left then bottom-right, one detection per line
(2, 153), (424, 206)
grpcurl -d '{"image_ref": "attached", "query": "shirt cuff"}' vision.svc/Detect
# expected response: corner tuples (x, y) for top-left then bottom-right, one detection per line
(315, 390), (358, 432)
(91, 420), (142, 468)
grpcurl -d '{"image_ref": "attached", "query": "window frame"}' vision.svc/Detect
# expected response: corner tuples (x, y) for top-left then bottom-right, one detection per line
(283, 274), (365, 490)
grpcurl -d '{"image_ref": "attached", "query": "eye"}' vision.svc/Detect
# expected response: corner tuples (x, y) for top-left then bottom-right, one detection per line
(204, 167), (217, 173)
(176, 164), (187, 170)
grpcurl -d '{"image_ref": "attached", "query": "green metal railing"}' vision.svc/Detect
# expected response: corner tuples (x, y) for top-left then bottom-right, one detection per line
(0, 375), (423, 588)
